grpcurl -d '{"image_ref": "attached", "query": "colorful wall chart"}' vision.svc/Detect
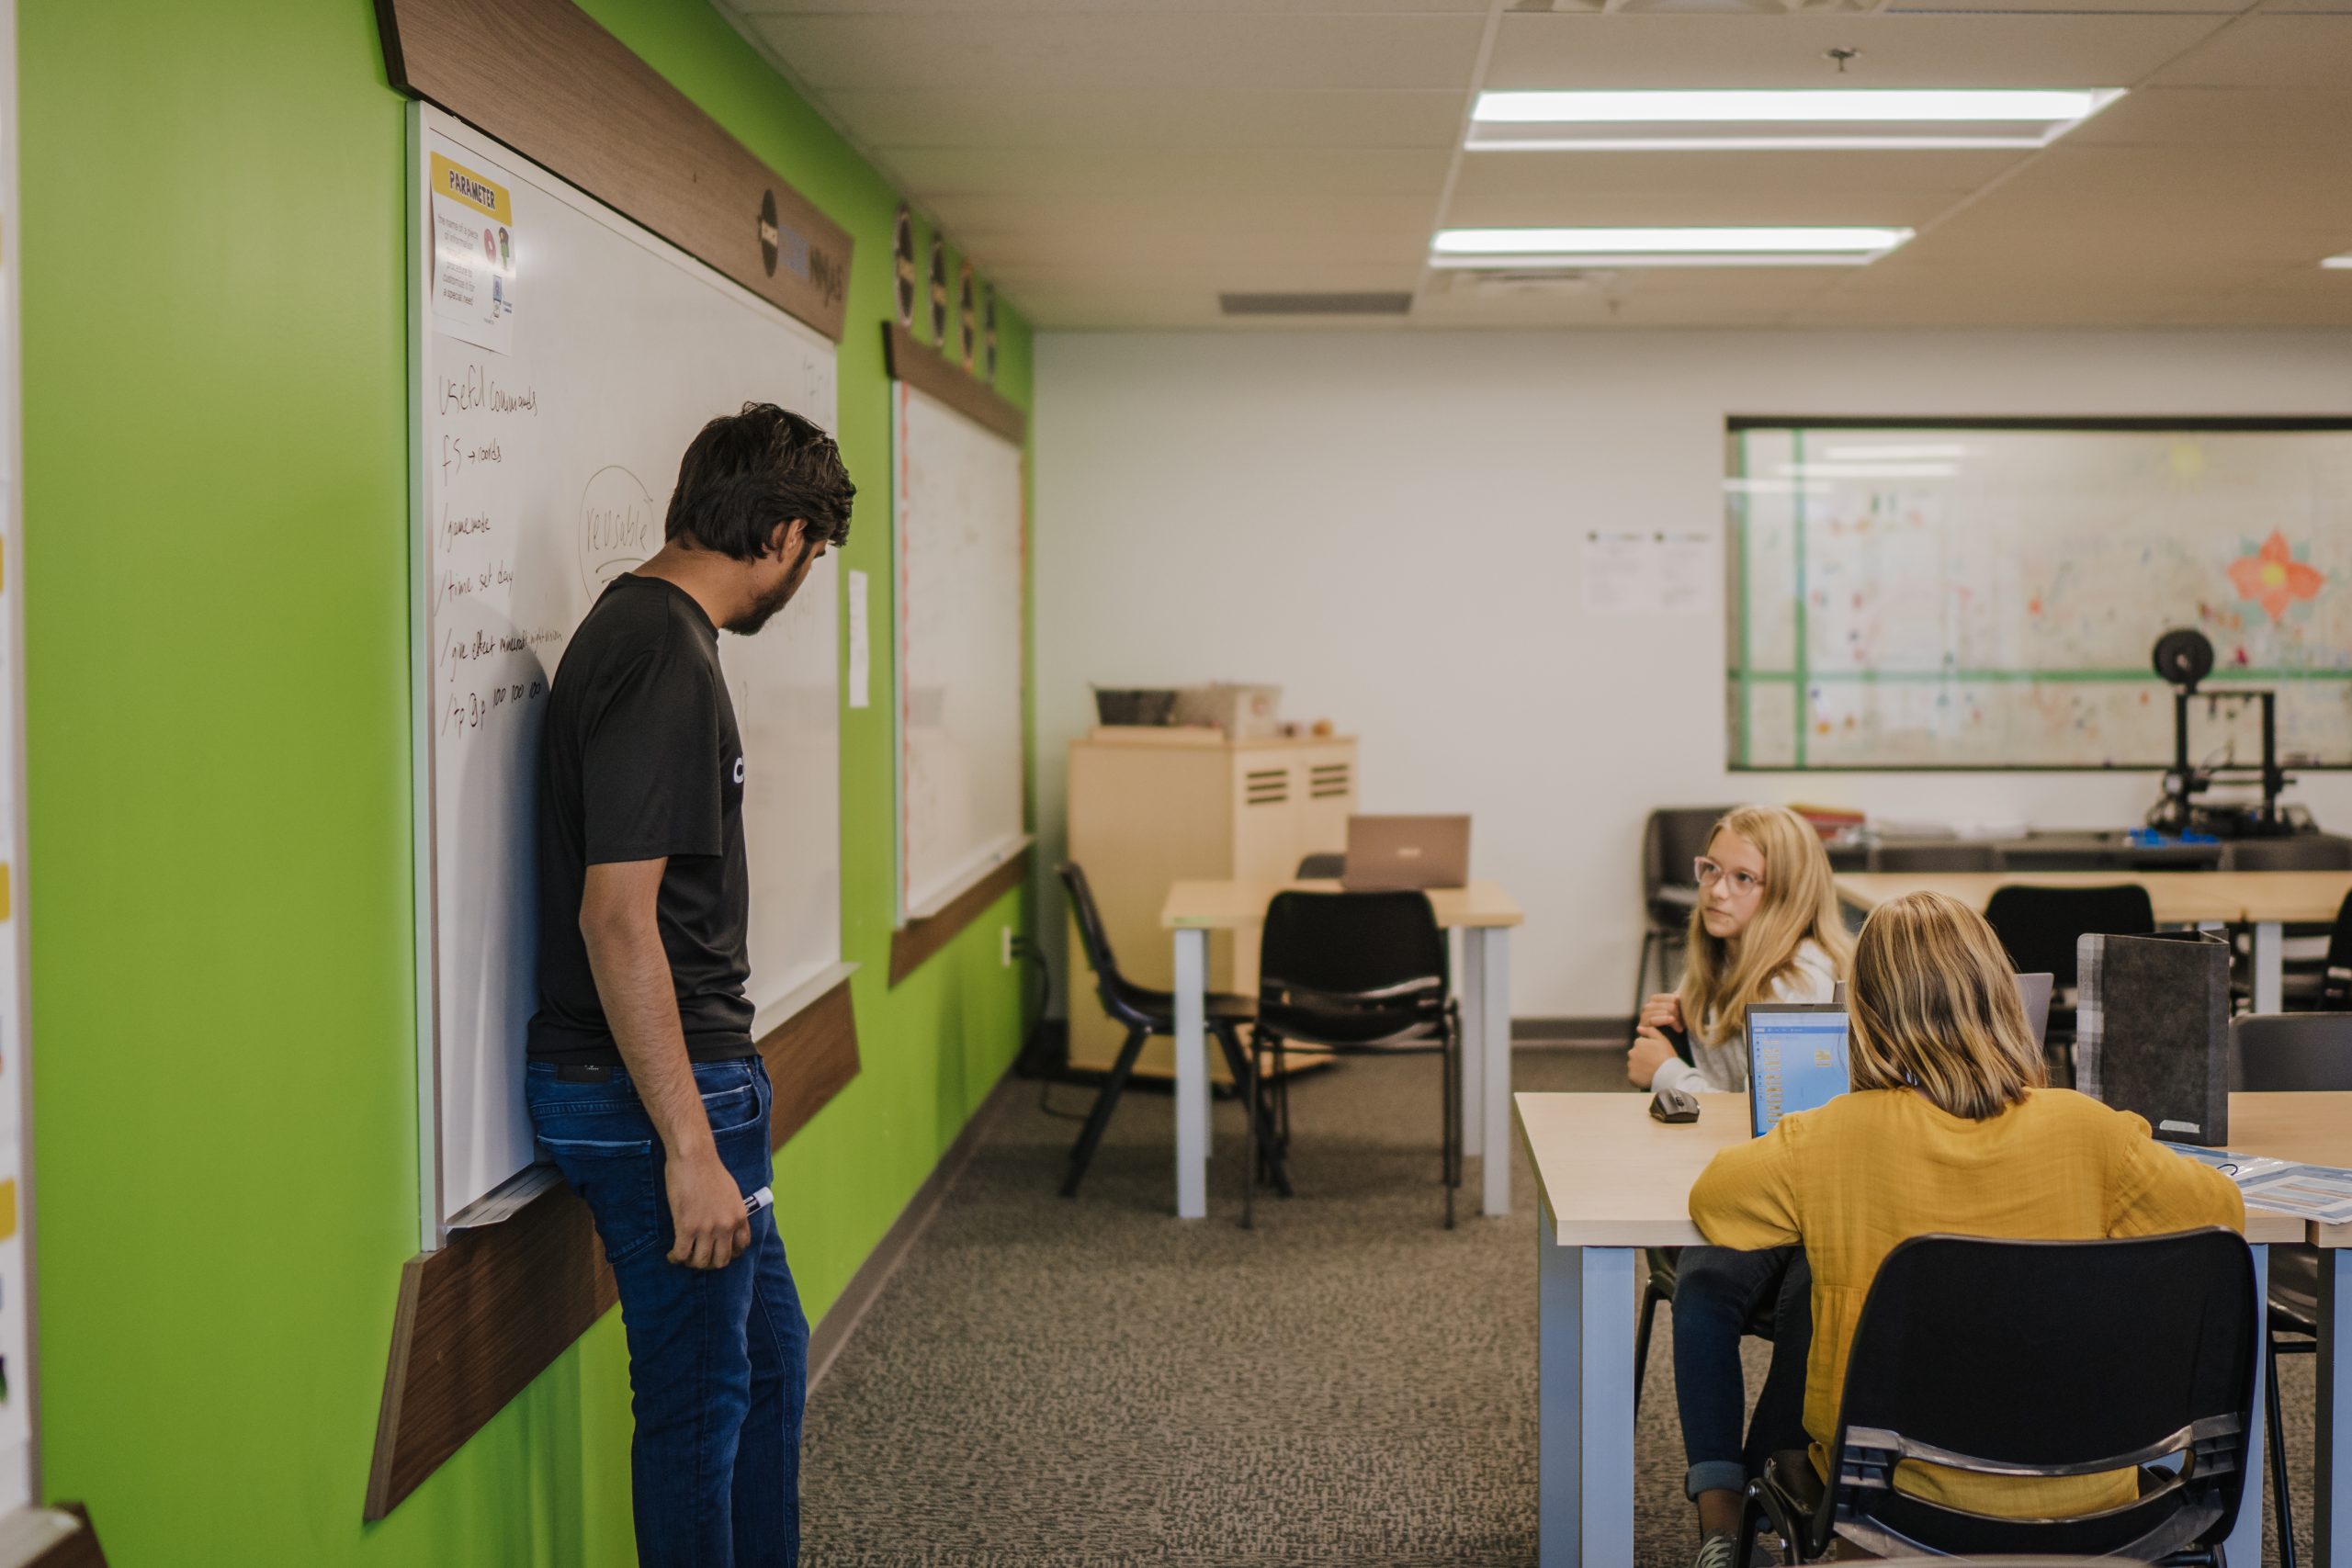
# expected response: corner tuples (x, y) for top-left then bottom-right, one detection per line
(1726, 423), (2352, 769)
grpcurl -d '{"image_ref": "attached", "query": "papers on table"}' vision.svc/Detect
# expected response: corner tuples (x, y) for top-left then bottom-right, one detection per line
(2164, 1143), (2352, 1225)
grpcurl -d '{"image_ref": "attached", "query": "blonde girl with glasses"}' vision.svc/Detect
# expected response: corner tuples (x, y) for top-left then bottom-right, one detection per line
(1625, 804), (1854, 1568)
(1627, 804), (1854, 1098)
(1691, 891), (2241, 1522)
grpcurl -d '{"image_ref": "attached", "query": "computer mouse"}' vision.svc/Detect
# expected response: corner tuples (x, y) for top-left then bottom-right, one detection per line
(1649, 1085), (1701, 1125)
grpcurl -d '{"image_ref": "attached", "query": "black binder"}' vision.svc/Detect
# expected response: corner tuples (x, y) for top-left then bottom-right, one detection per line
(2076, 928), (2231, 1145)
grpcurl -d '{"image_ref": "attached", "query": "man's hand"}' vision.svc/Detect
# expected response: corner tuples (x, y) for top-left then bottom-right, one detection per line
(666, 1144), (751, 1269)
(1627, 1026), (1678, 1089)
(1637, 991), (1684, 1032)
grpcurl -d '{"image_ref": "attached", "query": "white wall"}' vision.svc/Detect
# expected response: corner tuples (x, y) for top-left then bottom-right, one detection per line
(1033, 329), (2352, 1021)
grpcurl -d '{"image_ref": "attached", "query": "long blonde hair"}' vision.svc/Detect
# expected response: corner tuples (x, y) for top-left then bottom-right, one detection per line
(1849, 891), (2046, 1120)
(1679, 805), (1854, 1046)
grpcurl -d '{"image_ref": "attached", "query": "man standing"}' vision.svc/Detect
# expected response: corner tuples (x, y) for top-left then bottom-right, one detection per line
(528, 402), (855, 1566)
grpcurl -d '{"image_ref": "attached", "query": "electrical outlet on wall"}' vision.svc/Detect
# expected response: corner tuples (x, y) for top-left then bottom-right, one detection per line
(1001, 925), (1013, 968)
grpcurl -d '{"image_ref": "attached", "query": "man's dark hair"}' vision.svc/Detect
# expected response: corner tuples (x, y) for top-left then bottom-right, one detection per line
(666, 401), (856, 559)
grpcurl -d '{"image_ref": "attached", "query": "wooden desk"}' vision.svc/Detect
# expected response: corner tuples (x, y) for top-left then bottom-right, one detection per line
(1515, 1089), (2352, 1568)
(1837, 869), (2352, 1014)
(1160, 879), (1524, 1220)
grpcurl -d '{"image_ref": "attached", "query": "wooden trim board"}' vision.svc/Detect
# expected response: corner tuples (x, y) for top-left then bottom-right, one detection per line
(375, 0), (851, 340)
(890, 848), (1031, 987)
(882, 321), (1025, 445)
(808, 1065), (1022, 1392)
(366, 978), (861, 1521)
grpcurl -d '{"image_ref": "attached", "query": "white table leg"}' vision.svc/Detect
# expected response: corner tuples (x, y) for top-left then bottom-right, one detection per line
(1461, 929), (1485, 1162)
(1480, 927), (1512, 1217)
(1540, 1211), (1636, 1568)
(2229, 1243), (2272, 1568)
(2255, 920), (2285, 1015)
(1172, 927), (1208, 1221)
(2320, 1247), (2351, 1568)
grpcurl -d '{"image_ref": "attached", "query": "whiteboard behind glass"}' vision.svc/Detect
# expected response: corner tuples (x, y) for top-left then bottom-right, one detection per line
(894, 383), (1025, 921)
(413, 107), (842, 1241)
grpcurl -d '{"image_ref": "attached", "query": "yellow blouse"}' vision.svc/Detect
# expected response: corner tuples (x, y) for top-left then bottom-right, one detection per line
(1690, 1086), (2244, 1518)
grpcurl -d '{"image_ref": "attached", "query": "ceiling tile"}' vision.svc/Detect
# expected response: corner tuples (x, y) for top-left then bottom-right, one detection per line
(930, 188), (1442, 240)
(888, 146), (1455, 197)
(747, 11), (1487, 91)
(816, 86), (1468, 150)
(2149, 15), (2352, 86)
(1480, 14), (2234, 91)
(2064, 86), (2352, 149)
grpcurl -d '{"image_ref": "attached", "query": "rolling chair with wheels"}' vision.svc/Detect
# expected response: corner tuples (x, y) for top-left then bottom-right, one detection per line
(1245, 889), (1459, 1229)
(1057, 862), (1288, 1201)
(1295, 852), (1345, 880)
(1744, 1230), (2257, 1566)
(2231, 1010), (2352, 1568)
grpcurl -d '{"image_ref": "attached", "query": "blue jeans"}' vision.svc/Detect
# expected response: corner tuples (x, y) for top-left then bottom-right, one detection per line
(1670, 1244), (1812, 1500)
(527, 1056), (808, 1568)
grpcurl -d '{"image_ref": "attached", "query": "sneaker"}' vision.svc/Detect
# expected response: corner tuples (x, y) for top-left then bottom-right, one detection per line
(1691, 1530), (1740, 1568)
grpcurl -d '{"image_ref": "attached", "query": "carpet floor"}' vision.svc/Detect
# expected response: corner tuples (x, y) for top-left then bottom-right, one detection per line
(800, 1047), (2319, 1566)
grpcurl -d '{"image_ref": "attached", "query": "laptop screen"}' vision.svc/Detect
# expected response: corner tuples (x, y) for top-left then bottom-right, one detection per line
(1747, 1004), (1852, 1137)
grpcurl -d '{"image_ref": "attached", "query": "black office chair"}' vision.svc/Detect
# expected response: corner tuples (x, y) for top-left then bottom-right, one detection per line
(1057, 863), (1288, 1201)
(1245, 889), (1459, 1229)
(1295, 852), (1346, 880)
(1637, 807), (1737, 1010)
(1983, 883), (2156, 1082)
(2233, 1010), (2352, 1568)
(1870, 842), (2004, 874)
(1746, 1230), (2257, 1566)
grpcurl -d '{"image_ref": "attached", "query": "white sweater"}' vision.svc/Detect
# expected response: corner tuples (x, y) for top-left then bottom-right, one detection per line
(1651, 939), (1838, 1097)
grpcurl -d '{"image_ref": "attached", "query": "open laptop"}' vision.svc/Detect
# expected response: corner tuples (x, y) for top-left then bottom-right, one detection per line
(1746, 974), (2056, 1136)
(1340, 815), (1471, 892)
(1746, 1002), (1851, 1136)
(2014, 972), (2054, 1050)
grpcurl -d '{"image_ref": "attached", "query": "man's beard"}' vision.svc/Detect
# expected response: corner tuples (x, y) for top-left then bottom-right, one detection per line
(725, 540), (814, 635)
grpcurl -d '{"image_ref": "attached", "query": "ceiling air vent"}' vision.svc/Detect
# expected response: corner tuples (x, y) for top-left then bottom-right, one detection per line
(1219, 291), (1413, 318)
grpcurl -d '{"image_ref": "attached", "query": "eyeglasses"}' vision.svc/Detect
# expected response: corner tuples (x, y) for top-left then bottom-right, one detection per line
(1693, 857), (1765, 896)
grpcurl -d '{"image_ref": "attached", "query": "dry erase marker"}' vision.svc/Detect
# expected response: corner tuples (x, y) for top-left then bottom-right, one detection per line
(743, 1186), (774, 1216)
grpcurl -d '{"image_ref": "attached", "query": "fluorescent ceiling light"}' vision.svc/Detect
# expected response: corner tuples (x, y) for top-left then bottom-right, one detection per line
(1430, 226), (1912, 268)
(2324, 254), (2352, 271)
(1469, 88), (2122, 152)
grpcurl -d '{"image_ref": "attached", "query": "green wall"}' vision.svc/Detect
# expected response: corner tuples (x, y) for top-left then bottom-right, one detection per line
(17, 1), (1032, 1561)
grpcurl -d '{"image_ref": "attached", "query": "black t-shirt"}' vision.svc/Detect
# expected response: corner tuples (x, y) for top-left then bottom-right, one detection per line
(528, 574), (754, 1064)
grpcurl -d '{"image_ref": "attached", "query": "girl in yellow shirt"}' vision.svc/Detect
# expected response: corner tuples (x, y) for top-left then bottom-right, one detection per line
(1690, 890), (2243, 1522)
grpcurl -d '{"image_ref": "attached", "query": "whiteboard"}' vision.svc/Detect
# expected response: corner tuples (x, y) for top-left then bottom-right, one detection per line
(893, 383), (1026, 920)
(1726, 423), (2352, 770)
(413, 107), (842, 1239)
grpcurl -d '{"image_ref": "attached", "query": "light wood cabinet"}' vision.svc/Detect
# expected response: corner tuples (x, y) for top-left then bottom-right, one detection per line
(1065, 728), (1359, 1079)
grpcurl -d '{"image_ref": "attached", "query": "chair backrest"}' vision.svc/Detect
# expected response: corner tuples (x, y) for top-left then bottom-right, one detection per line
(2233, 1011), (2352, 1091)
(1871, 841), (2004, 874)
(1827, 1230), (2256, 1561)
(1057, 862), (1131, 1004)
(2328, 889), (2352, 1009)
(1258, 890), (1448, 1044)
(1295, 852), (1347, 880)
(1982, 884), (2156, 991)
(1645, 806), (1737, 898)
(2227, 835), (2352, 872)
